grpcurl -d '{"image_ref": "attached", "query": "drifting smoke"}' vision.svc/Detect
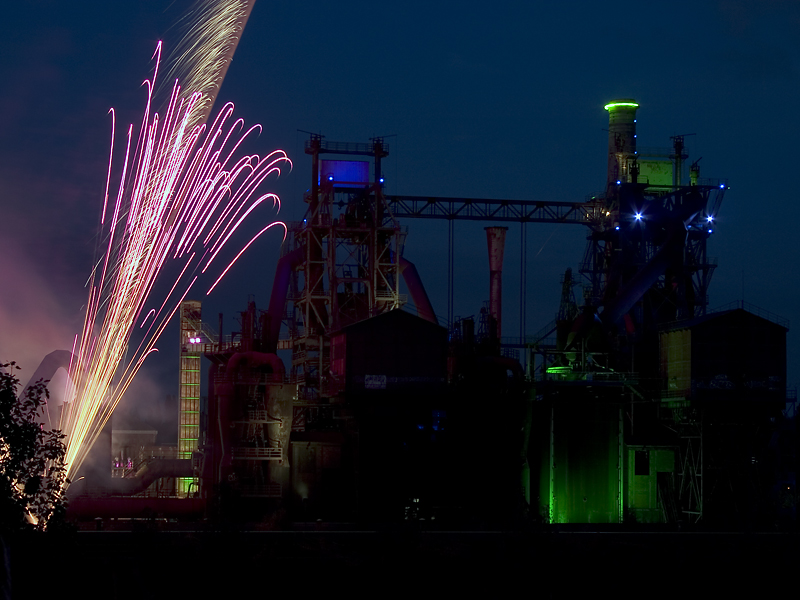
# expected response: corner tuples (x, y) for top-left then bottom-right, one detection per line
(0, 238), (82, 381)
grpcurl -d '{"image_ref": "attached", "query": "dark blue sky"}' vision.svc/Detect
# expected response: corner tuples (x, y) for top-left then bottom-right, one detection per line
(1, 0), (798, 421)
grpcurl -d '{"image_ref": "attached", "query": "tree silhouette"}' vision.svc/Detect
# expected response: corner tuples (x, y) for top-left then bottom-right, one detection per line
(0, 362), (68, 531)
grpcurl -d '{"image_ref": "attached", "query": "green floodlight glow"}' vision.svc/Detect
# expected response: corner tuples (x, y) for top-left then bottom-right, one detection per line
(604, 102), (639, 111)
(546, 366), (573, 374)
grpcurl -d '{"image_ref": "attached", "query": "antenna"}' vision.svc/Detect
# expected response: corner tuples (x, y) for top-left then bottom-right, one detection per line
(297, 129), (324, 139)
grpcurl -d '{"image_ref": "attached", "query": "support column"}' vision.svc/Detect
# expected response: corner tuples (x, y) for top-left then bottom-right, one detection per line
(485, 226), (508, 339)
(448, 219), (454, 327)
(520, 221), (527, 343)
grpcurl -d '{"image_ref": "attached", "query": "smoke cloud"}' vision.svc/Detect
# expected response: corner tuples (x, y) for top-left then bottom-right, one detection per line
(0, 237), (82, 381)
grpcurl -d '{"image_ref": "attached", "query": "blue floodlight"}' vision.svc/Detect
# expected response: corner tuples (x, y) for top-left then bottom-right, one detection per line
(634, 213), (643, 221)
(707, 215), (714, 222)
(719, 183), (725, 189)
(615, 225), (620, 230)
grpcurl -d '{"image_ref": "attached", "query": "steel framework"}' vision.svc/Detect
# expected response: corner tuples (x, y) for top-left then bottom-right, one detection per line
(281, 132), (725, 523)
(337, 182), (725, 333)
(661, 403), (704, 522)
(285, 136), (406, 406)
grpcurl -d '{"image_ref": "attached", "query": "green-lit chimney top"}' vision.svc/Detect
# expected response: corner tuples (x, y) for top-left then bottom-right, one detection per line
(604, 100), (639, 111)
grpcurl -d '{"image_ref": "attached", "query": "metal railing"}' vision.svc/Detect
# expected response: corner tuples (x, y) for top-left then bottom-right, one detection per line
(696, 177), (727, 188)
(232, 447), (282, 460)
(213, 373), (289, 385)
(245, 410), (281, 423)
(661, 389), (690, 398)
(375, 290), (407, 302)
(306, 140), (389, 155)
(634, 146), (674, 158)
(534, 370), (639, 383)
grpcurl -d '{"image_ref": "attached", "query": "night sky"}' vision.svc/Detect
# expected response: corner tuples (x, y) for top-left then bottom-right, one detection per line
(1, 1), (798, 431)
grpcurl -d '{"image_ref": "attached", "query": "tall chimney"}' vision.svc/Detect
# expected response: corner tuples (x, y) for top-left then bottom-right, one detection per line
(605, 99), (639, 189)
(485, 227), (508, 339)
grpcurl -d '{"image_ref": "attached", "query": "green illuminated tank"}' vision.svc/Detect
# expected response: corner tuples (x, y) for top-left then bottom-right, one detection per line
(536, 394), (623, 524)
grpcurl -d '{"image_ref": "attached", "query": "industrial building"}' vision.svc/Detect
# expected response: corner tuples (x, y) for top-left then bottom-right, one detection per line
(65, 100), (792, 529)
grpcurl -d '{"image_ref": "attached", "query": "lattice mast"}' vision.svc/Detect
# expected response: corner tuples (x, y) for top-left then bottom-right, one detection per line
(286, 136), (406, 403)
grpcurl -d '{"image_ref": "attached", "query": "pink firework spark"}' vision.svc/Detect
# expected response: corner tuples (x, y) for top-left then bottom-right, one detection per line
(62, 42), (290, 480)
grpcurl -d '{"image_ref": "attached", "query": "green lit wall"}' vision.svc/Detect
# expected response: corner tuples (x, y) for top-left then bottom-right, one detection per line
(625, 446), (675, 523)
(638, 159), (673, 187)
(538, 401), (622, 524)
(661, 329), (691, 396)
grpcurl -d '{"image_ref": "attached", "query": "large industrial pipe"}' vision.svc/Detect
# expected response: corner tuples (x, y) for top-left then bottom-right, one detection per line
(485, 227), (508, 338)
(266, 246), (304, 352)
(21, 349), (75, 403)
(105, 459), (195, 496)
(399, 257), (437, 323)
(605, 99), (639, 189)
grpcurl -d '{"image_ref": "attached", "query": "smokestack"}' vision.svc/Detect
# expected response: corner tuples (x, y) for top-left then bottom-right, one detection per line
(485, 227), (508, 339)
(605, 99), (639, 189)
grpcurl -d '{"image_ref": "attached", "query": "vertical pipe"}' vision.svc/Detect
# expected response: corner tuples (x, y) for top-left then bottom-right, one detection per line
(218, 313), (223, 352)
(448, 219), (454, 327)
(618, 406), (624, 523)
(520, 222), (527, 344)
(549, 405), (555, 524)
(485, 226), (509, 339)
(520, 385), (534, 508)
